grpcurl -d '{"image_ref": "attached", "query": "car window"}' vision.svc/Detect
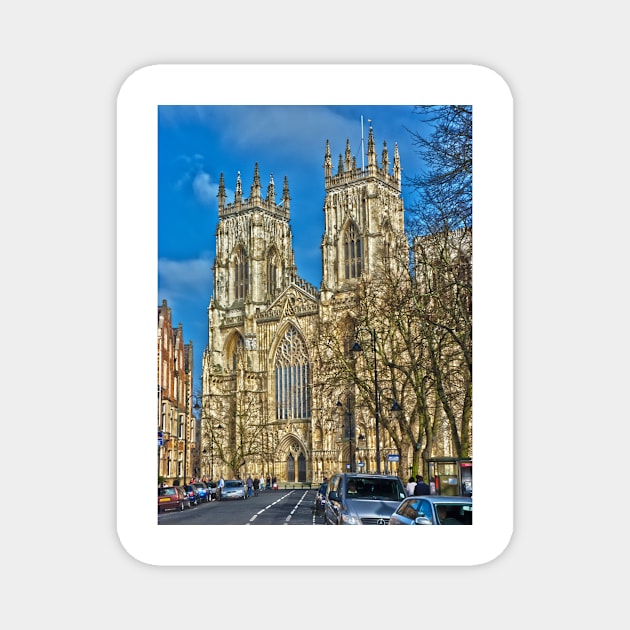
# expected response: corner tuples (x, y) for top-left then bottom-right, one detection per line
(436, 503), (473, 525)
(399, 499), (420, 520)
(159, 488), (177, 497)
(418, 500), (433, 521)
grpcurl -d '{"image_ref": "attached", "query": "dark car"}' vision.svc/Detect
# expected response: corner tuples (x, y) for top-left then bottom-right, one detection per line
(158, 485), (191, 513)
(389, 495), (473, 525)
(184, 484), (202, 506)
(193, 482), (210, 502)
(314, 482), (328, 513)
(324, 473), (406, 525)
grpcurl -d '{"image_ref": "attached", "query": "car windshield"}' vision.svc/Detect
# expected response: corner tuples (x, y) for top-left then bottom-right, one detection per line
(158, 488), (177, 497)
(224, 480), (243, 488)
(346, 478), (403, 500)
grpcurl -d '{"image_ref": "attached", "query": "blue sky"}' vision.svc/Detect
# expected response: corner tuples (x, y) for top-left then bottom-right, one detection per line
(158, 105), (428, 387)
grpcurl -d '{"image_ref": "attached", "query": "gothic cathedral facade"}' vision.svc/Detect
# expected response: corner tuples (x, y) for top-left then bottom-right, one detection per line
(200, 125), (407, 483)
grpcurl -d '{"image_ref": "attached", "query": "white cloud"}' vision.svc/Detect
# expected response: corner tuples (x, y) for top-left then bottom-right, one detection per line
(158, 254), (213, 302)
(192, 171), (217, 206)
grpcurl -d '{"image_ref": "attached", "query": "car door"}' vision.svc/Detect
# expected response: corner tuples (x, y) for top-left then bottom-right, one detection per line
(325, 475), (342, 524)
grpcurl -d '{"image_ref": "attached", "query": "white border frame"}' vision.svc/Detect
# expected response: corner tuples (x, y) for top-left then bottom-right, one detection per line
(117, 64), (513, 566)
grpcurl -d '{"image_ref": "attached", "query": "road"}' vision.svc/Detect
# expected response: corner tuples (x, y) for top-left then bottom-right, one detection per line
(158, 488), (326, 525)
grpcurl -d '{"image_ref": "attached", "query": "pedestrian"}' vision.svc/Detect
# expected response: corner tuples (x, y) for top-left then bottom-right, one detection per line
(217, 474), (225, 501)
(413, 474), (430, 496)
(259, 474), (265, 492)
(272, 475), (277, 491)
(266, 474), (271, 491)
(253, 475), (260, 496)
(246, 473), (254, 497)
(406, 476), (417, 496)
(429, 476), (436, 495)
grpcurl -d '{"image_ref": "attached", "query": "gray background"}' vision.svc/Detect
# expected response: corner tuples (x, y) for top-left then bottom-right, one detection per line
(3, 1), (624, 626)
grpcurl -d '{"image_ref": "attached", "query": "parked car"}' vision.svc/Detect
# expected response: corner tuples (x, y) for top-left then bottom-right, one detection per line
(313, 482), (327, 513)
(220, 479), (246, 500)
(389, 495), (473, 525)
(184, 484), (202, 506)
(324, 473), (406, 525)
(158, 485), (190, 513)
(193, 482), (210, 502)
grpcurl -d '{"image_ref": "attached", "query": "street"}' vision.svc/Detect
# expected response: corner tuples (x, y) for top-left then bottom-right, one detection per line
(158, 488), (325, 525)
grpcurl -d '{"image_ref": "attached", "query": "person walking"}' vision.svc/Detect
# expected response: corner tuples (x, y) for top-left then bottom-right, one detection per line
(246, 474), (254, 498)
(266, 474), (271, 491)
(217, 474), (225, 501)
(259, 474), (265, 493)
(253, 475), (260, 497)
(272, 475), (277, 491)
(406, 476), (417, 496)
(413, 474), (430, 496)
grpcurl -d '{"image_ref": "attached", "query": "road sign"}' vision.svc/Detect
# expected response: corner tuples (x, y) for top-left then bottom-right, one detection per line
(357, 462), (365, 467)
(387, 454), (400, 462)
(158, 431), (163, 447)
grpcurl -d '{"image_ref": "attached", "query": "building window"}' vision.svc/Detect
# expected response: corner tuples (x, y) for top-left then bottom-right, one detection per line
(343, 222), (362, 279)
(268, 254), (278, 298)
(234, 249), (248, 300)
(274, 326), (311, 420)
(231, 335), (244, 371)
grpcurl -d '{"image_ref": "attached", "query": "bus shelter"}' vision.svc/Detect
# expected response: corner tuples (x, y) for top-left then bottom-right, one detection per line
(427, 457), (472, 497)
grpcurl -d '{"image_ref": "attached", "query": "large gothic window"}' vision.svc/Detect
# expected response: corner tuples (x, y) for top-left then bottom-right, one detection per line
(274, 326), (311, 420)
(233, 248), (248, 300)
(343, 222), (362, 279)
(267, 249), (279, 298)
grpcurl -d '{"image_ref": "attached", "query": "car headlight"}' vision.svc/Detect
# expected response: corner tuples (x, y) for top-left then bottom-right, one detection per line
(341, 513), (361, 525)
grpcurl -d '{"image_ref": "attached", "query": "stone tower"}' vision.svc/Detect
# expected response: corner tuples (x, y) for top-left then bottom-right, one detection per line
(201, 125), (408, 484)
(320, 123), (405, 302)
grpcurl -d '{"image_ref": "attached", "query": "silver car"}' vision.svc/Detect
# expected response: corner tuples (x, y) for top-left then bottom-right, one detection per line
(220, 479), (246, 500)
(324, 473), (406, 525)
(389, 495), (472, 525)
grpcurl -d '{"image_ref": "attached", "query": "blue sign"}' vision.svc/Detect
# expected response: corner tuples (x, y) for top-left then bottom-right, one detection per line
(387, 454), (400, 462)
(158, 431), (163, 447)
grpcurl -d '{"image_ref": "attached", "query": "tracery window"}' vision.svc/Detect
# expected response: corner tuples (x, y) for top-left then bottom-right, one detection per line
(343, 222), (362, 279)
(274, 326), (311, 420)
(233, 248), (248, 300)
(268, 250), (279, 298)
(231, 335), (244, 371)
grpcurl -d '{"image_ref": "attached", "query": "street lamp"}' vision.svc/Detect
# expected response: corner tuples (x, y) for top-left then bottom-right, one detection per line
(351, 329), (402, 475)
(351, 329), (382, 473)
(337, 399), (356, 472)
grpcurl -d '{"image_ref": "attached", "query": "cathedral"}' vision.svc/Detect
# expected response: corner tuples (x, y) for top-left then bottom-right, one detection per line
(200, 124), (412, 484)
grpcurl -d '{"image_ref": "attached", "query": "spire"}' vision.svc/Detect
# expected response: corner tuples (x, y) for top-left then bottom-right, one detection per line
(337, 153), (344, 175)
(382, 141), (389, 174)
(344, 139), (352, 172)
(266, 173), (276, 204)
(235, 171), (242, 204)
(393, 142), (401, 185)
(282, 175), (291, 212)
(324, 139), (333, 178)
(367, 123), (376, 168)
(250, 162), (261, 201)
(217, 172), (226, 211)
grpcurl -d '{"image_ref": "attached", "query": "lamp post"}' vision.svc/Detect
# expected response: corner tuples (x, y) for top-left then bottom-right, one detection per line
(337, 399), (356, 472)
(351, 329), (382, 473)
(351, 330), (403, 475)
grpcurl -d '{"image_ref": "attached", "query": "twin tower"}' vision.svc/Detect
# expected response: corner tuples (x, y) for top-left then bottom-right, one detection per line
(201, 124), (407, 483)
